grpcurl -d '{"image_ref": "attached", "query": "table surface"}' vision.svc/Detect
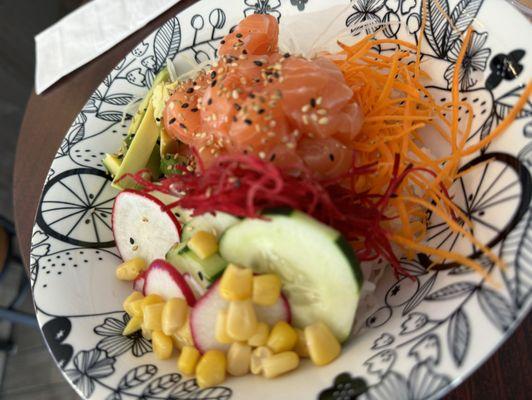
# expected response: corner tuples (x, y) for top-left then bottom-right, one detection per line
(13, 1), (531, 399)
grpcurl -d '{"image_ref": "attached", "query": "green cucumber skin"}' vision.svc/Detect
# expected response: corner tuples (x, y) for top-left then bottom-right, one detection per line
(335, 236), (363, 289)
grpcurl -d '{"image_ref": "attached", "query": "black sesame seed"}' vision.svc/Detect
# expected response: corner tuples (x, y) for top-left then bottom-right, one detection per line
(155, 117), (161, 122)
(283, 53), (290, 58)
(236, 33), (243, 38)
(232, 116), (238, 122)
(179, 123), (187, 129)
(249, 93), (256, 99)
(254, 60), (264, 67)
(191, 107), (199, 112)
(310, 98), (316, 107)
(329, 153), (335, 161)
(169, 118), (176, 124)
(186, 87), (194, 94)
(243, 49), (248, 55)
(220, 40), (226, 45)
(244, 119), (252, 125)
(270, 153), (276, 161)
(181, 103), (189, 109)
(258, 108), (265, 114)
(234, 103), (241, 111)
(210, 71), (217, 79)
(129, 237), (135, 244)
(211, 79), (217, 87)
(207, 98), (213, 105)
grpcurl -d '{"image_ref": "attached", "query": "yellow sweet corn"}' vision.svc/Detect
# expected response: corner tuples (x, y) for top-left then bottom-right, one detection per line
(123, 315), (142, 336)
(305, 321), (341, 366)
(262, 351), (299, 378)
(293, 328), (310, 358)
(215, 310), (233, 344)
(172, 316), (194, 349)
(116, 258), (146, 281)
(152, 331), (173, 359)
(187, 231), (218, 259)
(227, 342), (252, 376)
(267, 321), (298, 353)
(162, 298), (188, 335)
(129, 299), (144, 318)
(219, 264), (253, 301)
(226, 300), (258, 341)
(123, 291), (144, 316)
(248, 322), (270, 347)
(250, 346), (273, 375)
(141, 324), (152, 340)
(177, 346), (201, 375)
(143, 303), (164, 331)
(252, 274), (281, 306)
(139, 294), (165, 317)
(196, 350), (227, 388)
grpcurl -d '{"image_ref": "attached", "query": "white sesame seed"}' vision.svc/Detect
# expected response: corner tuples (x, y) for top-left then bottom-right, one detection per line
(302, 115), (309, 125)
(316, 97), (323, 105)
(317, 109), (328, 115)
(310, 113), (318, 122)
(258, 151), (266, 159)
(301, 104), (310, 113)
(318, 117), (329, 125)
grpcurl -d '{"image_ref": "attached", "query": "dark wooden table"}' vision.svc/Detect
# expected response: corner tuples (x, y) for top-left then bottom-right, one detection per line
(12, 1), (531, 399)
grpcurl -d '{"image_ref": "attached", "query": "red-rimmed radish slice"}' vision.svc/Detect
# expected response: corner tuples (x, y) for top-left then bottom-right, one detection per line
(143, 259), (196, 306)
(190, 279), (290, 353)
(112, 190), (181, 263)
(133, 270), (147, 292)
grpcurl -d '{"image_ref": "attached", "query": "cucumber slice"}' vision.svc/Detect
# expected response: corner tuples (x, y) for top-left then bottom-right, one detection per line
(181, 212), (240, 241)
(219, 209), (362, 342)
(166, 242), (227, 290)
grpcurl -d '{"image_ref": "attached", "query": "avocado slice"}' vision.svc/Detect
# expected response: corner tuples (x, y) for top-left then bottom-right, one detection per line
(128, 68), (170, 137)
(102, 154), (122, 177)
(112, 101), (161, 189)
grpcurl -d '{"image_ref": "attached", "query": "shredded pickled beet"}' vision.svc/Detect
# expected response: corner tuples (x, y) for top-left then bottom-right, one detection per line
(124, 155), (427, 277)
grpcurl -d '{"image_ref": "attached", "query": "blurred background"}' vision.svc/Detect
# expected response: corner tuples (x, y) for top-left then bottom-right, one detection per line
(0, 2), (83, 399)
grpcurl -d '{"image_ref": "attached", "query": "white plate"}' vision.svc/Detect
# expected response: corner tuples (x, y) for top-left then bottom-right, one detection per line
(30, 0), (532, 399)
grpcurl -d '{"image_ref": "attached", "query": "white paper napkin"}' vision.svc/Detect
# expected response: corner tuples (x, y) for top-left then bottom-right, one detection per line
(35, 0), (182, 94)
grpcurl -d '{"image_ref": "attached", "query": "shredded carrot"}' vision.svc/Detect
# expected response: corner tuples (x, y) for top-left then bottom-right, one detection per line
(331, 0), (530, 275)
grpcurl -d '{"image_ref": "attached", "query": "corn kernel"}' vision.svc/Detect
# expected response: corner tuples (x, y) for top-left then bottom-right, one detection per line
(172, 316), (194, 349)
(226, 300), (258, 341)
(250, 346), (273, 375)
(188, 231), (218, 259)
(196, 350), (226, 388)
(116, 258), (146, 280)
(152, 331), (173, 359)
(123, 291), (144, 316)
(219, 264), (253, 301)
(294, 328), (310, 358)
(262, 351), (299, 378)
(305, 321), (341, 366)
(248, 322), (270, 347)
(123, 316), (142, 336)
(141, 324), (152, 340)
(143, 303), (164, 331)
(162, 298), (188, 335)
(178, 346), (201, 375)
(140, 294), (165, 315)
(252, 274), (281, 306)
(129, 299), (144, 317)
(215, 310), (233, 344)
(227, 342), (252, 376)
(267, 321), (298, 353)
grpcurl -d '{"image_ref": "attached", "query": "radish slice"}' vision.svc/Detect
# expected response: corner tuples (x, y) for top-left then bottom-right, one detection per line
(112, 190), (181, 263)
(143, 259), (196, 306)
(133, 270), (147, 292)
(190, 279), (290, 353)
